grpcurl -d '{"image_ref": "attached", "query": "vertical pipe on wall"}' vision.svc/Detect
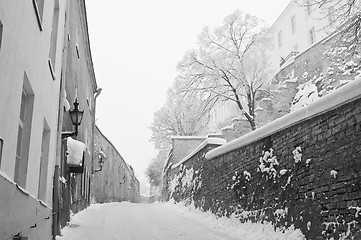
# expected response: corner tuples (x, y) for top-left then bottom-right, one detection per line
(53, 0), (69, 237)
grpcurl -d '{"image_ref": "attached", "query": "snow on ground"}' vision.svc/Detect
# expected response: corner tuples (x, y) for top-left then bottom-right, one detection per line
(56, 201), (305, 240)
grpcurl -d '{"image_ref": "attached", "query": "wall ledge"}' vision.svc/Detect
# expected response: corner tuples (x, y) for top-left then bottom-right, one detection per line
(172, 138), (226, 169)
(206, 77), (361, 160)
(0, 170), (52, 210)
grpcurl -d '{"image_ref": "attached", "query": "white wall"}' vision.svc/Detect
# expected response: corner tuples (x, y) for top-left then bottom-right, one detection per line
(269, 0), (332, 72)
(0, 1), (67, 239)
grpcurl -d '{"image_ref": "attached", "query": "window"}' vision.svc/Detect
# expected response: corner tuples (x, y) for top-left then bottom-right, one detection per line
(75, 29), (80, 58)
(278, 31), (283, 48)
(48, 0), (60, 80)
(291, 15), (296, 33)
(0, 20), (3, 51)
(309, 27), (315, 45)
(328, 7), (335, 24)
(32, 0), (45, 30)
(14, 73), (34, 188)
(38, 120), (50, 201)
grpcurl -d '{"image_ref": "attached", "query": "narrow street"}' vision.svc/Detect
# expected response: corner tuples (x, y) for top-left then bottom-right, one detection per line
(56, 202), (305, 240)
(56, 202), (241, 240)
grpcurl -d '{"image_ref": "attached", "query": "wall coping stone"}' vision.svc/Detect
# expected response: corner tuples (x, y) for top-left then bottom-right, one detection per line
(206, 77), (361, 160)
(172, 138), (226, 169)
(171, 136), (207, 140)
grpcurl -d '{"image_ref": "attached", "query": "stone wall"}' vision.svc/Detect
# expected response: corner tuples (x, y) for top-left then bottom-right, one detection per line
(91, 126), (140, 203)
(165, 79), (361, 239)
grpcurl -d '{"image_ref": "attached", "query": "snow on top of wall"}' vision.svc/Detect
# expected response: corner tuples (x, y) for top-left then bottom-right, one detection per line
(172, 138), (226, 169)
(291, 81), (320, 112)
(206, 77), (361, 160)
(171, 136), (207, 140)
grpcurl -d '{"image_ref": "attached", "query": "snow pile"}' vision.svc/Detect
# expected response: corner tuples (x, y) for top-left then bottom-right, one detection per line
(181, 167), (194, 188)
(291, 80), (319, 112)
(165, 201), (306, 240)
(67, 137), (86, 165)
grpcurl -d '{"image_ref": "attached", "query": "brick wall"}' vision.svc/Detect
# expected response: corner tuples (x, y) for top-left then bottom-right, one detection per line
(165, 80), (361, 239)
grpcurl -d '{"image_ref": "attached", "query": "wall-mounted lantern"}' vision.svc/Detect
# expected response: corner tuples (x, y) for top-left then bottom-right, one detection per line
(62, 98), (84, 138)
(94, 149), (106, 172)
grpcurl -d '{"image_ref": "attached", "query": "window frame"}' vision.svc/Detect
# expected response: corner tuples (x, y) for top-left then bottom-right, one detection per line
(291, 15), (296, 34)
(32, 0), (45, 31)
(48, 0), (60, 80)
(14, 73), (35, 189)
(309, 27), (315, 45)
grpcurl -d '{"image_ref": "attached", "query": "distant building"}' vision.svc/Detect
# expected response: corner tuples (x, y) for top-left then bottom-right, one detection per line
(163, 136), (207, 171)
(162, 136), (208, 201)
(269, 0), (335, 72)
(208, 0), (339, 132)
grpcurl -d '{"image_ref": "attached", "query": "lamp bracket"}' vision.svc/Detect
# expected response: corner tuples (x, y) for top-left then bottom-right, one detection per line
(61, 131), (77, 138)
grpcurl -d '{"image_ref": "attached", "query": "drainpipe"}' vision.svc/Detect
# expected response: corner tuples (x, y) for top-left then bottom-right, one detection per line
(92, 88), (102, 173)
(89, 88), (101, 203)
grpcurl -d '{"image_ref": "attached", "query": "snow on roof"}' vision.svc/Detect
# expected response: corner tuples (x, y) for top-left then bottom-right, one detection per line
(172, 138), (226, 169)
(171, 136), (207, 140)
(206, 77), (361, 160)
(67, 137), (86, 165)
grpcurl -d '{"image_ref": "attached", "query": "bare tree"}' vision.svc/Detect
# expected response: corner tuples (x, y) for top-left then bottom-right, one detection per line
(148, 83), (209, 185)
(149, 83), (209, 151)
(145, 150), (168, 187)
(176, 10), (272, 131)
(299, 0), (361, 53)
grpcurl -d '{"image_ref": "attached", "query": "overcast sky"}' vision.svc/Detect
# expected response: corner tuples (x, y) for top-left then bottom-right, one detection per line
(85, 0), (290, 185)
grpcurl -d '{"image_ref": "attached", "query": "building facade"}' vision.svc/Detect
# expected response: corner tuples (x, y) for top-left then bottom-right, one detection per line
(0, 0), (101, 239)
(91, 126), (140, 204)
(0, 1), (67, 239)
(269, 0), (336, 71)
(52, 0), (99, 236)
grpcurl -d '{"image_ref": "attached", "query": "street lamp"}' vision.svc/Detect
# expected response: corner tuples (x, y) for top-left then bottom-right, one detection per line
(94, 150), (106, 173)
(62, 98), (84, 138)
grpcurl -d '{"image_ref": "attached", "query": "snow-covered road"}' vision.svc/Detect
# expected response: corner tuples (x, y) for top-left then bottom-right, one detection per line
(56, 202), (305, 240)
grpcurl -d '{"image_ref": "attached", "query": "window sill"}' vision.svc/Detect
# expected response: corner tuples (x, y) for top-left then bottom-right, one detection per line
(32, 0), (43, 31)
(39, 199), (48, 208)
(48, 59), (56, 80)
(16, 183), (30, 196)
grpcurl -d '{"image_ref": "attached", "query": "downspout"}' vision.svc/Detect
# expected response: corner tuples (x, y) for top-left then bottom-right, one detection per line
(89, 88), (101, 203)
(53, 0), (70, 237)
